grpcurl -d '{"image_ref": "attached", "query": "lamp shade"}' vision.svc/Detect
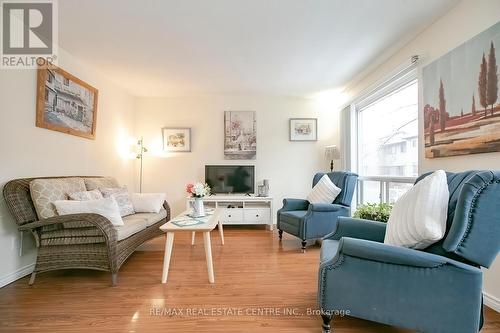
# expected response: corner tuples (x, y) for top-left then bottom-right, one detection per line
(324, 145), (341, 160)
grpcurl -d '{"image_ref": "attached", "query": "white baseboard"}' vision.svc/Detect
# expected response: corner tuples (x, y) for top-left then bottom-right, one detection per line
(484, 292), (500, 313)
(0, 263), (34, 288)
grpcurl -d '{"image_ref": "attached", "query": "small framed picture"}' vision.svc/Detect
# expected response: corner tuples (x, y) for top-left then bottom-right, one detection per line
(289, 118), (317, 141)
(162, 128), (191, 152)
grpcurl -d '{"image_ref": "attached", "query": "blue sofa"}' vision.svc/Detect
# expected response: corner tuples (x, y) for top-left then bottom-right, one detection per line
(318, 170), (500, 333)
(277, 172), (358, 251)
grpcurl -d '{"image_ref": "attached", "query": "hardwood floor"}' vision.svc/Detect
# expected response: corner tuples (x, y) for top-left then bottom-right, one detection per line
(1, 227), (499, 332)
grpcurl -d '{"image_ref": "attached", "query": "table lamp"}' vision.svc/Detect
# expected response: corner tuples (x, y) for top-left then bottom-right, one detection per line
(324, 145), (340, 172)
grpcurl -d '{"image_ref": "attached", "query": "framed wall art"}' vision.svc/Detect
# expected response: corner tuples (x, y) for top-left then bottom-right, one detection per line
(36, 64), (98, 139)
(289, 118), (317, 141)
(162, 127), (192, 152)
(224, 111), (256, 160)
(423, 21), (500, 158)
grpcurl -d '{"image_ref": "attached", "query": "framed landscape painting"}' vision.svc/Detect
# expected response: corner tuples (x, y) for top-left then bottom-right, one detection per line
(224, 111), (257, 160)
(36, 64), (98, 139)
(162, 128), (191, 152)
(423, 21), (500, 158)
(289, 118), (317, 141)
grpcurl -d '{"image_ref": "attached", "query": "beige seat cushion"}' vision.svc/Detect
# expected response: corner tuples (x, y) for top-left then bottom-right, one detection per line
(30, 178), (86, 219)
(84, 177), (119, 191)
(117, 215), (148, 241)
(132, 209), (168, 227)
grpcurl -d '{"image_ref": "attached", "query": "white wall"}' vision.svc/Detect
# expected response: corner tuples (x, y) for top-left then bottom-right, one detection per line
(0, 48), (136, 286)
(344, 0), (500, 311)
(134, 95), (338, 218)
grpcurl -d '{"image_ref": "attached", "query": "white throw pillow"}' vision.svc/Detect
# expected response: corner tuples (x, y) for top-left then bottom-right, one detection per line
(307, 175), (342, 204)
(384, 170), (449, 249)
(54, 197), (124, 227)
(68, 189), (103, 201)
(130, 193), (166, 213)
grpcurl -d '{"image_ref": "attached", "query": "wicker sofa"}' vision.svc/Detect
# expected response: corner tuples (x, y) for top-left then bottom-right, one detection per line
(3, 176), (170, 286)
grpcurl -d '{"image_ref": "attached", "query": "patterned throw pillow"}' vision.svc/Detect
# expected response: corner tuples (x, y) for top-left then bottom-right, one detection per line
(68, 189), (103, 201)
(84, 177), (119, 191)
(30, 178), (86, 219)
(100, 187), (135, 217)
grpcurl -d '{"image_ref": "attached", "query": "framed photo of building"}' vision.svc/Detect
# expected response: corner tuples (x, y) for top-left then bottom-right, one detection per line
(162, 127), (191, 152)
(224, 111), (257, 160)
(36, 64), (98, 139)
(289, 118), (317, 141)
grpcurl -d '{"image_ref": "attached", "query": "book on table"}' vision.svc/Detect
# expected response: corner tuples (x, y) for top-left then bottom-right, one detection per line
(170, 209), (215, 227)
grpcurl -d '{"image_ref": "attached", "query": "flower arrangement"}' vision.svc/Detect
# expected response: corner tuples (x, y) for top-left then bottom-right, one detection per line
(186, 182), (211, 198)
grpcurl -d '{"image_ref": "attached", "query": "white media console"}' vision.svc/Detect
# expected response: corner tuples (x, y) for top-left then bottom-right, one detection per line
(186, 195), (274, 230)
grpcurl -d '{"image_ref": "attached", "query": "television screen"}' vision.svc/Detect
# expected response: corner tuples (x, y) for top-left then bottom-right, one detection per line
(205, 165), (255, 194)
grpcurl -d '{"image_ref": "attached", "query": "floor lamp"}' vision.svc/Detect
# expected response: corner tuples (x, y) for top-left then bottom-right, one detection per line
(135, 137), (148, 193)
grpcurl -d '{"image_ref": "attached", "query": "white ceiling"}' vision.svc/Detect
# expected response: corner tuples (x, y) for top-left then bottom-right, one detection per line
(58, 0), (458, 97)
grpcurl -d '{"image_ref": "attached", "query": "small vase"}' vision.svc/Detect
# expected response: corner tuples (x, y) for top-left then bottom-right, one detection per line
(192, 197), (205, 217)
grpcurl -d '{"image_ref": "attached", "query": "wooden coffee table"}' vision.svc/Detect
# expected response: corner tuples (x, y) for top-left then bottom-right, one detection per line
(160, 209), (224, 284)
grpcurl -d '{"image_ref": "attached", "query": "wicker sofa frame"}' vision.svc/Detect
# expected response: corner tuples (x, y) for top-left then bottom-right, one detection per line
(3, 176), (170, 286)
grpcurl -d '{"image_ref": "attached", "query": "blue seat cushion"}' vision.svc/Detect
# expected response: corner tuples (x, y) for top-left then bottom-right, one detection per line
(320, 239), (340, 264)
(280, 210), (307, 224)
(279, 210), (307, 238)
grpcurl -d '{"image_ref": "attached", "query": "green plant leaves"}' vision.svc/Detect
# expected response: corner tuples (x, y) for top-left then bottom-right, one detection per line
(353, 203), (393, 223)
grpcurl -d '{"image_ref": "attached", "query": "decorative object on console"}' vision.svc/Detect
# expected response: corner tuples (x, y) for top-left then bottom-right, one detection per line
(186, 182), (212, 217)
(224, 111), (256, 160)
(132, 137), (148, 193)
(423, 21), (500, 158)
(36, 63), (98, 139)
(324, 145), (341, 171)
(162, 127), (191, 152)
(257, 179), (269, 197)
(289, 118), (317, 141)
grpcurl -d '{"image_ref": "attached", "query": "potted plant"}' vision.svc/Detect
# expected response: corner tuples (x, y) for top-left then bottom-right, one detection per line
(353, 203), (393, 223)
(186, 182), (211, 217)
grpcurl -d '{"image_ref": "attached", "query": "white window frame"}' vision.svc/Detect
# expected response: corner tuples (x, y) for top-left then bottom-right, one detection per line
(348, 59), (419, 205)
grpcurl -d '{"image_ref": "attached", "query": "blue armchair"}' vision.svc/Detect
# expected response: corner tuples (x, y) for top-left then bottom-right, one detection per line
(277, 172), (358, 251)
(318, 171), (500, 333)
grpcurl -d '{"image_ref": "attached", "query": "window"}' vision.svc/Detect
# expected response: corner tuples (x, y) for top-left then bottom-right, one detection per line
(357, 80), (418, 178)
(353, 76), (418, 204)
(64, 78), (69, 86)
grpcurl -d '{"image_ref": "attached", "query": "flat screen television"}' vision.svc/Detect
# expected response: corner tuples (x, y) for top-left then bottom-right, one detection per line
(205, 165), (255, 195)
